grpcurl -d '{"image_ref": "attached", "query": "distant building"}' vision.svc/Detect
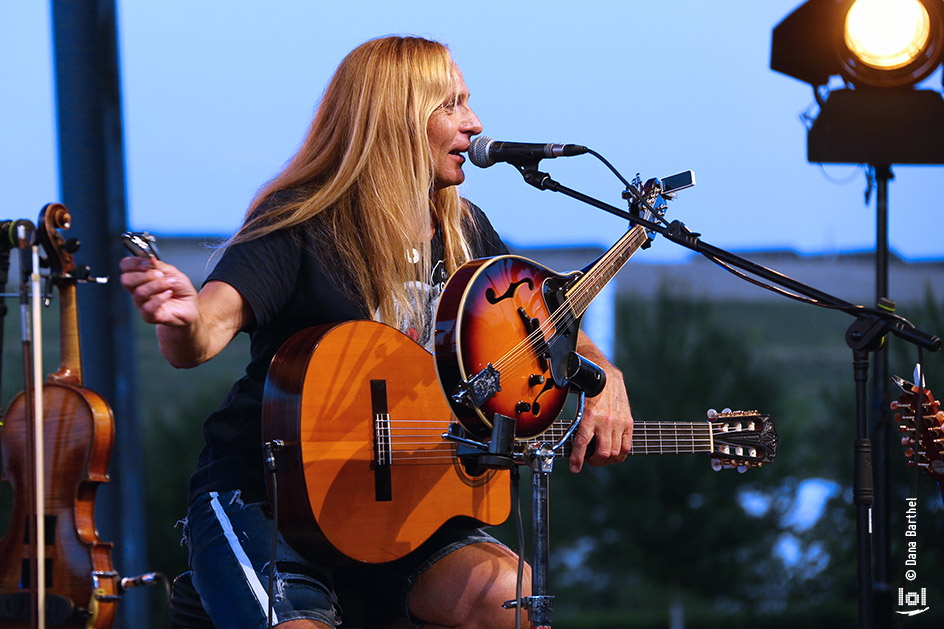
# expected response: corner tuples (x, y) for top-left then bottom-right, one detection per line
(152, 236), (943, 360)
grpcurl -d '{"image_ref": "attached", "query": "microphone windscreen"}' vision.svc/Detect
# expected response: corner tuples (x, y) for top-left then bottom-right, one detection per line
(469, 135), (495, 168)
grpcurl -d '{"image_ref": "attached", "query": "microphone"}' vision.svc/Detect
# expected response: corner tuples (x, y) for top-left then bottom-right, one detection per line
(469, 135), (588, 168)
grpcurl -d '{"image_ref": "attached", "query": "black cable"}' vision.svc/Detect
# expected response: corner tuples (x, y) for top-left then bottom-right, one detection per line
(510, 466), (524, 629)
(703, 251), (925, 339)
(157, 572), (172, 629)
(264, 442), (280, 629)
(268, 476), (278, 629)
(586, 149), (631, 187)
(703, 253), (829, 307)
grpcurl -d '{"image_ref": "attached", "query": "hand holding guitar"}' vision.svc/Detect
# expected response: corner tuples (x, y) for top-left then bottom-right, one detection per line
(568, 331), (633, 473)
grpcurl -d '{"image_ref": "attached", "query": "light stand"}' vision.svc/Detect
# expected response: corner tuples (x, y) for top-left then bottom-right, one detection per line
(869, 163), (893, 624)
(773, 3), (944, 615)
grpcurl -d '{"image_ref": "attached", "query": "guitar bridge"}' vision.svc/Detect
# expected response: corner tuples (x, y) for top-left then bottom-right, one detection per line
(452, 363), (501, 410)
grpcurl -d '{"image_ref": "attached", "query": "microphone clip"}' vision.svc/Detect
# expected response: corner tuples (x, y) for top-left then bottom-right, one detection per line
(516, 163), (553, 190)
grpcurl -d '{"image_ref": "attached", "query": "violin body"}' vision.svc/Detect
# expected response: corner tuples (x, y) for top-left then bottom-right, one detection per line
(0, 203), (119, 627)
(0, 384), (118, 627)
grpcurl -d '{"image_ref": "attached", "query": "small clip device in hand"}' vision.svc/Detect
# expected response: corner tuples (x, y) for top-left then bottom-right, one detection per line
(120, 231), (161, 260)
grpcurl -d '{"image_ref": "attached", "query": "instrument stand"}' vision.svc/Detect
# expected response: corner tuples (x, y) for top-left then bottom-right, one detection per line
(445, 397), (586, 629)
(517, 441), (555, 629)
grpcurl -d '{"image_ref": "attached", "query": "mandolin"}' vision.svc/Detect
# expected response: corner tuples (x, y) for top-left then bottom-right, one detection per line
(262, 320), (777, 564)
(434, 225), (650, 439)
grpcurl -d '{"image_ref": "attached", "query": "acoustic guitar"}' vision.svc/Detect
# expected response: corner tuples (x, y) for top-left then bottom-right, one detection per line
(262, 320), (777, 564)
(893, 376), (944, 506)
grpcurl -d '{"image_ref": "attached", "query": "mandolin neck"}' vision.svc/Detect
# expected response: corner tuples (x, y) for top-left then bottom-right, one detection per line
(564, 224), (648, 318)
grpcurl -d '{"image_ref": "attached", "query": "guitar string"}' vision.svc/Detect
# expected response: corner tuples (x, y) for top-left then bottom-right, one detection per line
(489, 231), (635, 373)
(375, 420), (732, 460)
(487, 227), (647, 379)
(512, 226), (645, 371)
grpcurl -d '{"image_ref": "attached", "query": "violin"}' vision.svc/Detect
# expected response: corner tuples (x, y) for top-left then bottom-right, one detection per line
(0, 204), (119, 627)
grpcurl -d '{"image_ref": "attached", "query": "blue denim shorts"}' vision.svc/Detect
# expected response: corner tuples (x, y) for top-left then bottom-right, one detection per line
(183, 490), (501, 628)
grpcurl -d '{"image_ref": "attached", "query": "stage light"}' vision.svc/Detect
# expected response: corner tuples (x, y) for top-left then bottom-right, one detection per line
(841, 0), (944, 88)
(771, 0), (944, 164)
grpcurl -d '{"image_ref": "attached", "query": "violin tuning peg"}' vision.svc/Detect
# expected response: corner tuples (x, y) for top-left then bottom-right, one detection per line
(64, 238), (80, 253)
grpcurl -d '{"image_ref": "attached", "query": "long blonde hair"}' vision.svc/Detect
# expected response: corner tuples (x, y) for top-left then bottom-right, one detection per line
(229, 36), (473, 328)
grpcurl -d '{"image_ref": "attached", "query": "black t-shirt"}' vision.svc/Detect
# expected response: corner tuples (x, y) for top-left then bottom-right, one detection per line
(187, 202), (508, 503)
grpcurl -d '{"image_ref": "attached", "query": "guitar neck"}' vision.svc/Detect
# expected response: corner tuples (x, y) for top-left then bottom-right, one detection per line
(565, 224), (648, 318)
(526, 420), (714, 457)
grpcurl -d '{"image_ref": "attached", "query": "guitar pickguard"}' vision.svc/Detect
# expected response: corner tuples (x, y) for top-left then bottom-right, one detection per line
(541, 274), (583, 388)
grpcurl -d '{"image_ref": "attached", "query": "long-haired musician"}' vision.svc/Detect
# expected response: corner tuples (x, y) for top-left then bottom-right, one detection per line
(120, 35), (633, 629)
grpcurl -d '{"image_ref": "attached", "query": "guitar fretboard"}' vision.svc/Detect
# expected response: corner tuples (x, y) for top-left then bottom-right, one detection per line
(524, 420), (715, 457)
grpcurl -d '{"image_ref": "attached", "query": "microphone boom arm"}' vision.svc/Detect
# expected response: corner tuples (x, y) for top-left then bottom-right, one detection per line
(510, 163), (941, 352)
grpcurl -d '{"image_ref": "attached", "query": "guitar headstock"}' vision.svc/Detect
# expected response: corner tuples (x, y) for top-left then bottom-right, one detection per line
(708, 409), (778, 470)
(892, 376), (944, 484)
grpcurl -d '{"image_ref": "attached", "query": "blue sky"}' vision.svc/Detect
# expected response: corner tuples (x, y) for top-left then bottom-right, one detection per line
(2, 0), (942, 264)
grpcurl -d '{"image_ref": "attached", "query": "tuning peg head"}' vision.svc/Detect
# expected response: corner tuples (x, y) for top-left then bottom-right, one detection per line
(63, 238), (80, 253)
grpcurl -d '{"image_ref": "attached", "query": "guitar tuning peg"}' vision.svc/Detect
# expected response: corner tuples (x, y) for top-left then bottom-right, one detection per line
(905, 447), (914, 457)
(901, 436), (912, 446)
(890, 401), (900, 410)
(706, 409), (718, 420)
(737, 465), (747, 474)
(722, 408), (732, 414)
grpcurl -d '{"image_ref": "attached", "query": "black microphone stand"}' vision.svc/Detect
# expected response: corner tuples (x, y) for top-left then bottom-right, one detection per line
(509, 162), (941, 629)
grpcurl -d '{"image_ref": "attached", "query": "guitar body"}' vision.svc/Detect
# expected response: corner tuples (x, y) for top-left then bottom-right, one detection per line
(263, 321), (511, 564)
(434, 255), (582, 438)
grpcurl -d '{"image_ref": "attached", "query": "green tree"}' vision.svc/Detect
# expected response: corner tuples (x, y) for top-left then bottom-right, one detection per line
(549, 292), (789, 623)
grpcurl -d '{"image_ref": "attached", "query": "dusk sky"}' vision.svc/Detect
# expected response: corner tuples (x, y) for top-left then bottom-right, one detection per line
(3, 1), (942, 265)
